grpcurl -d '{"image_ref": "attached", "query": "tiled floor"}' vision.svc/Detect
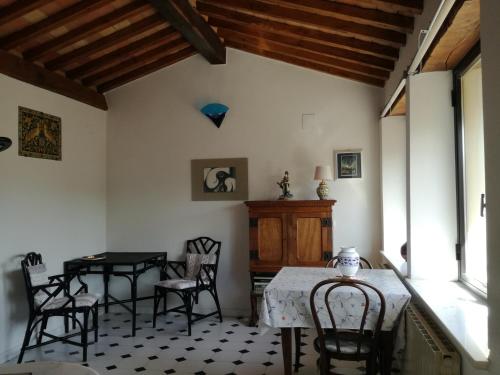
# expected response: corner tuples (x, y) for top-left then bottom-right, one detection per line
(12, 312), (370, 375)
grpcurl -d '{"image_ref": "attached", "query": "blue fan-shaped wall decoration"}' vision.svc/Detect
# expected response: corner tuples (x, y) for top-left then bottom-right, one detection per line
(0, 137), (12, 152)
(201, 103), (229, 128)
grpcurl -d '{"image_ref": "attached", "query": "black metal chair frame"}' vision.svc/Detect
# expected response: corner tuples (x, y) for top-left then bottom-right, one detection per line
(18, 252), (99, 363)
(309, 278), (386, 375)
(153, 237), (222, 335)
(326, 255), (374, 269)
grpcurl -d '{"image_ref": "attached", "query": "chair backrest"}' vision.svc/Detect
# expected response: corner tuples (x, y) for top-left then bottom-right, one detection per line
(326, 256), (373, 269)
(187, 237), (221, 264)
(186, 237), (221, 281)
(309, 278), (386, 358)
(21, 252), (45, 313)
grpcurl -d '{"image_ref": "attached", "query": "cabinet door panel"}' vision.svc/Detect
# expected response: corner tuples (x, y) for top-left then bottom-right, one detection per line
(258, 218), (284, 261)
(249, 213), (287, 270)
(296, 218), (322, 262)
(288, 213), (332, 266)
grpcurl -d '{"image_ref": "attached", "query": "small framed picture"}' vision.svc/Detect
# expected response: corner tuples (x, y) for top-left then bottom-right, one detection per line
(335, 150), (362, 179)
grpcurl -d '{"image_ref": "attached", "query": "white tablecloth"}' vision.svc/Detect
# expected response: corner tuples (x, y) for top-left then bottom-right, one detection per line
(259, 267), (411, 331)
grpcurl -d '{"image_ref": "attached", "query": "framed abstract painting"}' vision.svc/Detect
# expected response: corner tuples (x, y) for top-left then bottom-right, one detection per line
(191, 158), (248, 201)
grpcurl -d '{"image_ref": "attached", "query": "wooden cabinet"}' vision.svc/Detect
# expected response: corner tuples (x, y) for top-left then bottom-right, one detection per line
(245, 200), (336, 272)
(245, 200), (336, 325)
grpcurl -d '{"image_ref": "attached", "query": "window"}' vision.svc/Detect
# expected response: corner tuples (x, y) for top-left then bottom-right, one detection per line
(454, 45), (487, 295)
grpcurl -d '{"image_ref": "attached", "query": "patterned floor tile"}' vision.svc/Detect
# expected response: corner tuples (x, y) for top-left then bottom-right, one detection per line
(8, 313), (395, 374)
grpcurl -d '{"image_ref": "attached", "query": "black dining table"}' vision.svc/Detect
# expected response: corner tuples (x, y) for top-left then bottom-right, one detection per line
(64, 252), (167, 336)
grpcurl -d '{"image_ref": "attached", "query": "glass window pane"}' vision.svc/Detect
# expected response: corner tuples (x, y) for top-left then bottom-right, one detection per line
(461, 59), (487, 290)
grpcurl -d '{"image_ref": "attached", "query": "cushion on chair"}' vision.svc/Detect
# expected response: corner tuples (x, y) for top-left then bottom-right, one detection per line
(27, 263), (55, 307)
(314, 333), (372, 355)
(156, 279), (197, 290)
(27, 263), (50, 286)
(42, 293), (99, 311)
(184, 253), (216, 283)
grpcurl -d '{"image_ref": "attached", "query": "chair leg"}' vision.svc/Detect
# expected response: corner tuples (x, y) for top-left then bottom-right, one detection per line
(367, 352), (377, 375)
(18, 317), (35, 363)
(64, 313), (69, 333)
(37, 315), (48, 345)
(211, 288), (223, 323)
(93, 304), (99, 343)
(163, 289), (168, 315)
(319, 354), (329, 375)
(82, 310), (89, 362)
(184, 292), (193, 336)
(153, 287), (160, 328)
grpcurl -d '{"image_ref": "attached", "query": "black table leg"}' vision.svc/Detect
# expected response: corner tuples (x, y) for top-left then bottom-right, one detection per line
(380, 330), (395, 375)
(281, 328), (292, 375)
(132, 265), (138, 336)
(63, 263), (69, 333)
(161, 254), (167, 314)
(103, 265), (111, 314)
(294, 327), (301, 372)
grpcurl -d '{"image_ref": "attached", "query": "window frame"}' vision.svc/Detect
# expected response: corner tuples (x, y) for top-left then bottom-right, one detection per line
(452, 42), (487, 297)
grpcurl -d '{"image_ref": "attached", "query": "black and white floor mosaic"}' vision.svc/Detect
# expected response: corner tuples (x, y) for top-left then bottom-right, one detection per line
(10, 313), (381, 375)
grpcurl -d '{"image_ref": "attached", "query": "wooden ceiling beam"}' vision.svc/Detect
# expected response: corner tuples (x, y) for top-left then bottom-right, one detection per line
(45, 15), (165, 72)
(24, 1), (150, 62)
(376, 0), (423, 13)
(68, 27), (180, 80)
(210, 17), (394, 70)
(197, 0), (406, 46)
(83, 38), (189, 87)
(0, 0), (52, 25)
(97, 47), (197, 93)
(148, 0), (225, 64)
(0, 0), (110, 50)
(226, 40), (384, 87)
(198, 2), (399, 59)
(267, 0), (413, 32)
(0, 50), (107, 110)
(220, 29), (389, 79)
(334, 0), (421, 16)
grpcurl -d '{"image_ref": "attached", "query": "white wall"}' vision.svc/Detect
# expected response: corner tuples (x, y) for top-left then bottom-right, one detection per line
(0, 75), (107, 361)
(105, 48), (383, 315)
(380, 116), (407, 256)
(406, 71), (457, 281)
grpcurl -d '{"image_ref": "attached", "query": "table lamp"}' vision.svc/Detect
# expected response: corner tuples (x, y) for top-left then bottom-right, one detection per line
(314, 165), (333, 200)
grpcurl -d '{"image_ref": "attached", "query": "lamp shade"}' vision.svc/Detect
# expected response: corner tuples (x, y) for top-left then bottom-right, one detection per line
(314, 165), (333, 181)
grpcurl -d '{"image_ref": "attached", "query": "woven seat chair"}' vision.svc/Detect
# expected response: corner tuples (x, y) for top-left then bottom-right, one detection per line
(18, 252), (99, 363)
(153, 237), (222, 335)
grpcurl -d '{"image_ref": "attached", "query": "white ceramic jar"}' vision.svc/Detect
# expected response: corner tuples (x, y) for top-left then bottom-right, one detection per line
(337, 246), (360, 277)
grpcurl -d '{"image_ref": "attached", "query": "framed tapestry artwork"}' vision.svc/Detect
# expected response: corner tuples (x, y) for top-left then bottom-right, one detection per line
(335, 150), (362, 179)
(191, 158), (248, 201)
(18, 106), (61, 160)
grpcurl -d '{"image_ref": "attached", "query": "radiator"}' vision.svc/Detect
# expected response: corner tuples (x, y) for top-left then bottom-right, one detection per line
(402, 304), (461, 375)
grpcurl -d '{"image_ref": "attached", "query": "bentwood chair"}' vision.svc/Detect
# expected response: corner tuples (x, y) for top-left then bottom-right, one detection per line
(18, 252), (99, 363)
(326, 255), (374, 269)
(309, 278), (386, 375)
(153, 237), (222, 335)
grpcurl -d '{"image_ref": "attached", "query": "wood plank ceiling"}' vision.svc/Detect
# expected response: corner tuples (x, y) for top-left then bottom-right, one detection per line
(0, 0), (421, 110)
(387, 0), (480, 116)
(197, 0), (422, 87)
